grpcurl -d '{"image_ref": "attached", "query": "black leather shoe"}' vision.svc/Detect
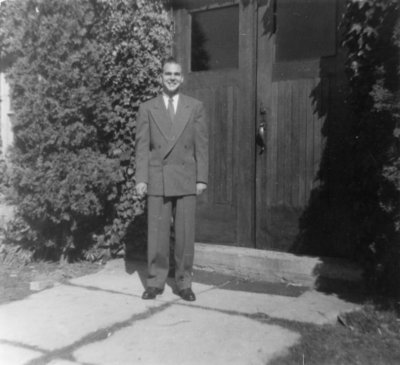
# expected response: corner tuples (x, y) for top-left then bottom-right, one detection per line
(178, 288), (196, 302)
(142, 287), (163, 300)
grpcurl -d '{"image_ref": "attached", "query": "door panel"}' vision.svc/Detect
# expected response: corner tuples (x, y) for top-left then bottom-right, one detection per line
(188, 83), (239, 243)
(173, 1), (256, 246)
(255, 0), (340, 251)
(256, 77), (327, 251)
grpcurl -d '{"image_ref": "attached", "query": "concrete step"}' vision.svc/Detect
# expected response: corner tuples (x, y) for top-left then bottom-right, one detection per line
(194, 243), (363, 288)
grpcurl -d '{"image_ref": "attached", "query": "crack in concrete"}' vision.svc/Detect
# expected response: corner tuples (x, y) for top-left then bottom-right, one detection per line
(2, 281), (301, 364)
(65, 282), (142, 299)
(66, 281), (281, 321)
(24, 302), (172, 365)
(0, 338), (46, 354)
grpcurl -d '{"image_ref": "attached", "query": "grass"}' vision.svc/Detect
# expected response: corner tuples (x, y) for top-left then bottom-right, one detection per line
(266, 303), (400, 365)
(0, 259), (103, 304)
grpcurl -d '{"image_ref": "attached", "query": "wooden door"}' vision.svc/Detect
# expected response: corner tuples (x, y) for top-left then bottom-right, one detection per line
(173, 0), (256, 246)
(255, 0), (343, 251)
(173, 0), (342, 251)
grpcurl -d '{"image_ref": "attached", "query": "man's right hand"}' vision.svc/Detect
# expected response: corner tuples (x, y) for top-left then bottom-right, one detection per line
(136, 182), (147, 197)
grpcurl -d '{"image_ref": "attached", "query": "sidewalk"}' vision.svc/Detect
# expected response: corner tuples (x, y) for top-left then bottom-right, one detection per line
(0, 259), (360, 365)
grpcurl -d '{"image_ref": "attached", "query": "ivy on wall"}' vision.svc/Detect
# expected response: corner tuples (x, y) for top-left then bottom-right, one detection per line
(342, 0), (400, 298)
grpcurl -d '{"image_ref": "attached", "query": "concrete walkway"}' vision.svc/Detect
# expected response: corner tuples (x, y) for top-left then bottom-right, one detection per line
(0, 259), (360, 365)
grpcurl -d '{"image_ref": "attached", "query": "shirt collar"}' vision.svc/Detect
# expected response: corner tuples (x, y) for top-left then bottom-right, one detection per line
(163, 93), (179, 102)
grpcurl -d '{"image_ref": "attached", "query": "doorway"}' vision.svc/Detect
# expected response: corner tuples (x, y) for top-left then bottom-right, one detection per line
(172, 0), (337, 251)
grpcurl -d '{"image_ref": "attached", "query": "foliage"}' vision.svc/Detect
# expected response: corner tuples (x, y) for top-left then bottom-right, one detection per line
(96, 0), (172, 259)
(341, 0), (400, 298)
(0, 0), (172, 261)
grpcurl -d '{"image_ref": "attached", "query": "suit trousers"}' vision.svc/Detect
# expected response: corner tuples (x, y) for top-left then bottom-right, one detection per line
(146, 195), (196, 290)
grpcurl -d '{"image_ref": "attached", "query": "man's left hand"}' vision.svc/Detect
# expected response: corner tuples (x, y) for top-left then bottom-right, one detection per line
(196, 183), (207, 195)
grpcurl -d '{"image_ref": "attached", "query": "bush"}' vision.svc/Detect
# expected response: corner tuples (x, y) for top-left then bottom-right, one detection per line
(342, 0), (400, 298)
(98, 0), (172, 258)
(0, 0), (172, 261)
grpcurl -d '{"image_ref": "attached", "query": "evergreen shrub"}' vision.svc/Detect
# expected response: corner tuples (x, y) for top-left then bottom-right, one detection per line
(0, 0), (172, 261)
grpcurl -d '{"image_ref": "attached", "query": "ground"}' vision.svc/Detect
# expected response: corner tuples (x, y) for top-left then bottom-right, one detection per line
(0, 259), (103, 305)
(267, 306), (400, 365)
(0, 259), (400, 364)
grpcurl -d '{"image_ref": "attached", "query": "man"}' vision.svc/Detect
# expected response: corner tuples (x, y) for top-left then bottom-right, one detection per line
(135, 57), (208, 302)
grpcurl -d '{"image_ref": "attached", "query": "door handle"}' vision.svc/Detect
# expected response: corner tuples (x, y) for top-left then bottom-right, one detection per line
(256, 104), (268, 155)
(256, 124), (266, 154)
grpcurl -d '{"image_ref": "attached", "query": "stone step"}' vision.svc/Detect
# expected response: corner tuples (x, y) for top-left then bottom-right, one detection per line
(194, 243), (363, 288)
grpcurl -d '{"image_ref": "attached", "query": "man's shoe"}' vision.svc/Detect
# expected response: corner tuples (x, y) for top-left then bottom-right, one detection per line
(142, 287), (163, 300)
(178, 288), (196, 302)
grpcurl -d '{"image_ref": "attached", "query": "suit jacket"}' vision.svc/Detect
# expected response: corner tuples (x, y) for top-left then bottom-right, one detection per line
(135, 93), (209, 196)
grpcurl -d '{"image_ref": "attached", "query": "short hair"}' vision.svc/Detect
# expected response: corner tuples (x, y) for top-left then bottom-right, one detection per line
(162, 56), (181, 69)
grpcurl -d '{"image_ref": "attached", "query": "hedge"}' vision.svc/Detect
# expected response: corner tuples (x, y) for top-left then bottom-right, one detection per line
(0, 0), (172, 261)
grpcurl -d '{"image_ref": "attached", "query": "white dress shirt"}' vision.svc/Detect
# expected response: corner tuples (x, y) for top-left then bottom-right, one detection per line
(163, 93), (179, 113)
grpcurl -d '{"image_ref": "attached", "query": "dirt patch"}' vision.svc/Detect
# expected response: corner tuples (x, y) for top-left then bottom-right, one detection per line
(0, 260), (104, 304)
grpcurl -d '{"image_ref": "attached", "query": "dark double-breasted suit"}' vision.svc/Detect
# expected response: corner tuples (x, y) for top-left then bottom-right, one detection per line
(135, 93), (208, 290)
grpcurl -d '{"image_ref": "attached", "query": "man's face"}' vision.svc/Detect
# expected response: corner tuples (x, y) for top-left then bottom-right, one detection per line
(161, 62), (184, 96)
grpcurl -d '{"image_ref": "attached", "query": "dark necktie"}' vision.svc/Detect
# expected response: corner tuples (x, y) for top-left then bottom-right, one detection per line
(168, 97), (175, 122)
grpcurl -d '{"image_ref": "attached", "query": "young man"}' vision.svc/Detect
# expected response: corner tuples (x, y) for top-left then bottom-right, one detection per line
(135, 58), (208, 301)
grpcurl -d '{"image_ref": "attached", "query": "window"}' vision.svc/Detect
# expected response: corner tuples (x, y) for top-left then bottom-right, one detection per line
(276, 0), (336, 62)
(191, 5), (239, 72)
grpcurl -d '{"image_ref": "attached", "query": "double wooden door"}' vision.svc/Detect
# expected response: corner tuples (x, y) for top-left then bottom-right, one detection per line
(173, 0), (339, 251)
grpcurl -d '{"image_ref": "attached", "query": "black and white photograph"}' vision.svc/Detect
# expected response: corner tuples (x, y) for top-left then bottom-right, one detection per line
(0, 0), (399, 364)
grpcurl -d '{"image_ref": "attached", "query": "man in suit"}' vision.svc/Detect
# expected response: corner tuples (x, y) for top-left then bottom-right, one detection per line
(135, 57), (208, 302)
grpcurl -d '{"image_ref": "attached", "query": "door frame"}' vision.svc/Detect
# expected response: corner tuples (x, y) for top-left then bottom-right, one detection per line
(255, 0), (275, 249)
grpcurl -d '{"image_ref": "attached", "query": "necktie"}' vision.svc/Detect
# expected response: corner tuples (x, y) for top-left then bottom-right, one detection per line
(168, 97), (175, 122)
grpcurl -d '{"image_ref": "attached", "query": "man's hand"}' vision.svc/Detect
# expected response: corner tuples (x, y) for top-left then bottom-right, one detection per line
(136, 182), (147, 197)
(196, 183), (207, 195)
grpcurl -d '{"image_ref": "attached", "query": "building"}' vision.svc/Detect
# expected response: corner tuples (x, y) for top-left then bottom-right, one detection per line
(0, 0), (349, 256)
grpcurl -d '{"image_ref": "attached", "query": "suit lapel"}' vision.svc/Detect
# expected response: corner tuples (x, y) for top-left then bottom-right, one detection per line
(149, 94), (193, 159)
(165, 94), (192, 157)
(171, 95), (192, 143)
(149, 95), (172, 141)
